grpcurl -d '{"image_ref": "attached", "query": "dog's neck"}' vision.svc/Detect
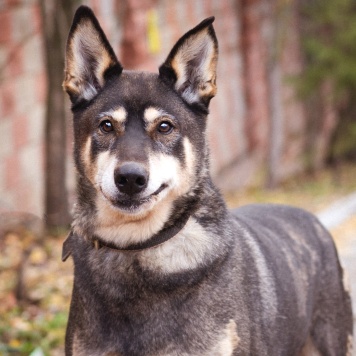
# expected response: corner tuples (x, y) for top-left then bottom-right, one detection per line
(95, 197), (199, 251)
(63, 196), (200, 261)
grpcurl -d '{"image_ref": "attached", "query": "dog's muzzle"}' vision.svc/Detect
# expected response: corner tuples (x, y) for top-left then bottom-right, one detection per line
(114, 162), (148, 196)
(103, 162), (169, 212)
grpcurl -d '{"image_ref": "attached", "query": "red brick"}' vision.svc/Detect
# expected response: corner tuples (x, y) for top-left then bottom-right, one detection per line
(39, 142), (45, 172)
(0, 11), (12, 44)
(0, 82), (15, 117)
(91, 0), (100, 17)
(186, 1), (195, 23)
(35, 72), (47, 103)
(6, 0), (22, 6)
(9, 46), (23, 76)
(14, 183), (31, 213)
(13, 114), (28, 149)
(31, 4), (43, 34)
(4, 152), (20, 189)
(241, 1), (269, 153)
(202, 0), (213, 18)
(165, 2), (179, 40)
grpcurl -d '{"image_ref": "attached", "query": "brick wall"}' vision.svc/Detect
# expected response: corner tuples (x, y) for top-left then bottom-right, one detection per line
(0, 0), (307, 217)
(0, 0), (45, 215)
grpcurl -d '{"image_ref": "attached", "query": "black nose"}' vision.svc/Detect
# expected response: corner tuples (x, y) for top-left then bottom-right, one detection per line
(114, 163), (148, 196)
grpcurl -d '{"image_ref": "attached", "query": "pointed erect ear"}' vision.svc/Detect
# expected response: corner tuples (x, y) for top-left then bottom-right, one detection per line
(159, 17), (218, 111)
(63, 6), (123, 105)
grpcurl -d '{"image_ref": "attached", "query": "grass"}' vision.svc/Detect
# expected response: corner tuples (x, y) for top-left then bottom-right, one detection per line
(0, 235), (72, 356)
(0, 310), (67, 355)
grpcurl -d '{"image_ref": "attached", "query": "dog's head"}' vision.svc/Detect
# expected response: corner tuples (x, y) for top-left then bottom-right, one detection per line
(63, 6), (218, 242)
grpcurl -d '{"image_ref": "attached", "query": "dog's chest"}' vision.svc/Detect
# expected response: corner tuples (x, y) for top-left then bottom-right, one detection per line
(71, 248), (241, 356)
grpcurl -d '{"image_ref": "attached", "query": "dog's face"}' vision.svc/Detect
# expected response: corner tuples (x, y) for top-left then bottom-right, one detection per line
(63, 7), (218, 239)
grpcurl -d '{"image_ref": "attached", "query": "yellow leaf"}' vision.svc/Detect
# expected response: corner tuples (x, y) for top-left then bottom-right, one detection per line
(147, 9), (161, 54)
(29, 247), (47, 265)
(9, 339), (21, 348)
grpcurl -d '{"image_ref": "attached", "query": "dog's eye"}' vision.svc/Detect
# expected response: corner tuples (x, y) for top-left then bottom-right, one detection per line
(157, 121), (173, 134)
(99, 120), (114, 133)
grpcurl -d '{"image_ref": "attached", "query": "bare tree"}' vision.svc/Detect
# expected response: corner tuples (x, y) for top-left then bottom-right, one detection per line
(265, 0), (294, 189)
(240, 0), (269, 155)
(40, 0), (79, 229)
(265, 0), (284, 189)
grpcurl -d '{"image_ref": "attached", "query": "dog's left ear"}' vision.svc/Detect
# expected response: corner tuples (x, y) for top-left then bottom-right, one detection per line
(159, 17), (218, 111)
(63, 6), (123, 105)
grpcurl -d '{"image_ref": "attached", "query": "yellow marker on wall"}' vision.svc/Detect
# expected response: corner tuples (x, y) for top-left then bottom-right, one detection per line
(147, 9), (161, 54)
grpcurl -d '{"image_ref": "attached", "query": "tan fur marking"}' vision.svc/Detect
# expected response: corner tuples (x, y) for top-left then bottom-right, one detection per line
(96, 151), (112, 178)
(82, 137), (95, 182)
(73, 332), (89, 356)
(299, 336), (322, 356)
(209, 319), (239, 356)
(341, 265), (351, 294)
(95, 152), (118, 199)
(144, 107), (165, 123)
(182, 137), (196, 188)
(110, 107), (127, 124)
(346, 334), (353, 356)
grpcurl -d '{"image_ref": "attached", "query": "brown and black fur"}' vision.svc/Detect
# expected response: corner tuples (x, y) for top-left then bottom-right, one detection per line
(63, 6), (353, 355)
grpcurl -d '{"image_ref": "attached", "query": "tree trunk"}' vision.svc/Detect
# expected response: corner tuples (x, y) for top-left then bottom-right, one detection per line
(120, 0), (157, 70)
(266, 0), (286, 189)
(240, 0), (269, 154)
(266, 57), (283, 188)
(313, 80), (338, 170)
(40, 0), (78, 229)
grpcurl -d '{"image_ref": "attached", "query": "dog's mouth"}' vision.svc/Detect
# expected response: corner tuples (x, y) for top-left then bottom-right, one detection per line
(109, 183), (168, 212)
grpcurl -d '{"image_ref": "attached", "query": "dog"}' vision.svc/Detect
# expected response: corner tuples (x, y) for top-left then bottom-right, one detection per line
(62, 5), (353, 355)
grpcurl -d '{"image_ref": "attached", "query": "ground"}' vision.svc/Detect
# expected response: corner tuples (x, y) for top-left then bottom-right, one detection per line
(0, 162), (356, 355)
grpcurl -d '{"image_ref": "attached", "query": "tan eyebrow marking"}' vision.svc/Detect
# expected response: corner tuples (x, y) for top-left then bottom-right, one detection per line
(101, 106), (127, 124)
(144, 107), (166, 123)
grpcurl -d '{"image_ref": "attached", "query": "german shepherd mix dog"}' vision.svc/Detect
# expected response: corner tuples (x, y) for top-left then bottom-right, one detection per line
(62, 6), (353, 355)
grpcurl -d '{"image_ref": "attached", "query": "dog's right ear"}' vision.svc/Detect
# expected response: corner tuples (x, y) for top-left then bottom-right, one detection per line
(63, 6), (122, 105)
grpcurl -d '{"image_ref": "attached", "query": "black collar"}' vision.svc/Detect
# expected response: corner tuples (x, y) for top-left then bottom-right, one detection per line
(62, 202), (197, 262)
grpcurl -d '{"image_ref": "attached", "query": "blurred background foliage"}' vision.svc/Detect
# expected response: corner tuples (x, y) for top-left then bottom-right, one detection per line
(299, 0), (356, 161)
